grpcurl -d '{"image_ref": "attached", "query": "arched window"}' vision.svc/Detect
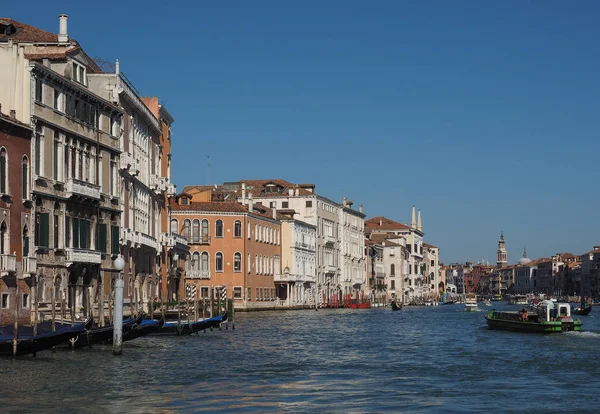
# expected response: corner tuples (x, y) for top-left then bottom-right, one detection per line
(182, 219), (191, 241)
(247, 253), (251, 273)
(22, 156), (29, 199)
(201, 252), (209, 273)
(0, 220), (7, 254)
(215, 220), (223, 237)
(22, 224), (29, 258)
(215, 252), (223, 272)
(390, 264), (396, 276)
(192, 252), (200, 271)
(170, 219), (178, 235)
(201, 219), (209, 243)
(192, 219), (200, 243)
(0, 148), (7, 194)
(234, 252), (241, 272)
(234, 220), (242, 238)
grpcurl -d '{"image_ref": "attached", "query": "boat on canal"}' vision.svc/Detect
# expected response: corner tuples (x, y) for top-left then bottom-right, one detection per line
(122, 316), (164, 342)
(390, 301), (402, 311)
(465, 293), (478, 312)
(572, 303), (592, 316)
(153, 312), (228, 336)
(0, 318), (93, 356)
(509, 295), (529, 305)
(485, 301), (582, 333)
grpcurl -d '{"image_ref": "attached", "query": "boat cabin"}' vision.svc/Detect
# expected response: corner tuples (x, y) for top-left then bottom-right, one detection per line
(538, 302), (572, 322)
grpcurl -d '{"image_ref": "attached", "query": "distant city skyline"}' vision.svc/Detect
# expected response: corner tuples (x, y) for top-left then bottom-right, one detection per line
(6, 1), (599, 263)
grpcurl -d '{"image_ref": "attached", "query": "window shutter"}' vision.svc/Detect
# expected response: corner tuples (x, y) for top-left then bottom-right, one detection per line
(111, 225), (120, 256)
(40, 213), (49, 248)
(72, 218), (80, 248)
(98, 224), (107, 253)
(23, 236), (29, 257)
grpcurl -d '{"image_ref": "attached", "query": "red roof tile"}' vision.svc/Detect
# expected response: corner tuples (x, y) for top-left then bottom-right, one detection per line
(0, 18), (59, 43)
(365, 216), (411, 231)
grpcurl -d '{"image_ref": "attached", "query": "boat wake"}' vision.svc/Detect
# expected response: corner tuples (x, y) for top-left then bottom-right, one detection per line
(565, 330), (600, 338)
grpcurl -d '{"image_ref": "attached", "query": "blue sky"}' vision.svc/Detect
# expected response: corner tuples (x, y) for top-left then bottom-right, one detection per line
(7, 1), (600, 263)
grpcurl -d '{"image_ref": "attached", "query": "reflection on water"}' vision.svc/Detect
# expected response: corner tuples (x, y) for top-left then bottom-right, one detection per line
(1, 305), (600, 412)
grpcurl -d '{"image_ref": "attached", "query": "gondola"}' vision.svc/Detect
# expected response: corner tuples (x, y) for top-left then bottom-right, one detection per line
(0, 318), (93, 356)
(153, 311), (228, 336)
(390, 301), (402, 311)
(122, 316), (164, 342)
(573, 304), (592, 316)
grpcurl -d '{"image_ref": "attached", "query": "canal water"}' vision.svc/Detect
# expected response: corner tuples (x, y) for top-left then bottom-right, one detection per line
(2, 303), (600, 413)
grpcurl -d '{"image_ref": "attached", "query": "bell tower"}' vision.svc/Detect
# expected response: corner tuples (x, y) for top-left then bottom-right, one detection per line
(496, 232), (507, 268)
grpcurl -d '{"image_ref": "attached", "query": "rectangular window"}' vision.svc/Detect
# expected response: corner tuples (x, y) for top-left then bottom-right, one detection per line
(22, 293), (29, 309)
(269, 201), (276, 208)
(53, 214), (59, 249)
(391, 280), (395, 290)
(233, 287), (242, 299)
(201, 287), (209, 299)
(35, 79), (43, 103)
(282, 201), (289, 208)
(53, 89), (62, 111)
(35, 212), (50, 248)
(65, 216), (70, 248)
(1, 293), (8, 309)
(97, 223), (107, 254)
(34, 134), (41, 176)
(53, 132), (60, 180)
(306, 200), (312, 208)
(111, 225), (120, 256)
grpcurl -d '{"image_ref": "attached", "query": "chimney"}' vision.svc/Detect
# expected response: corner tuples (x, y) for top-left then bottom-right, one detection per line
(359, 204), (363, 213)
(288, 188), (293, 196)
(417, 210), (422, 232)
(379, 219), (382, 226)
(272, 207), (276, 220)
(411, 206), (416, 229)
(295, 187), (299, 196)
(115, 59), (120, 75)
(342, 197), (347, 206)
(248, 193), (253, 212)
(9, 110), (16, 119)
(58, 14), (69, 43)
(241, 182), (246, 204)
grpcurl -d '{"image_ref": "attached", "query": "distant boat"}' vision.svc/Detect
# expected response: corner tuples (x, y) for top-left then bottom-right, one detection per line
(465, 293), (478, 312)
(491, 294), (503, 302)
(390, 301), (402, 311)
(509, 295), (529, 305)
(153, 312), (228, 336)
(573, 304), (592, 316)
(482, 298), (492, 306)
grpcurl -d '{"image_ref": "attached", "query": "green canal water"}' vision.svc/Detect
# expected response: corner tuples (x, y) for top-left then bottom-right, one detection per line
(1, 303), (600, 413)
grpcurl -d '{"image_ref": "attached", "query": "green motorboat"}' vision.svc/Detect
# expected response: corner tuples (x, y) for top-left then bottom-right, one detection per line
(485, 301), (582, 333)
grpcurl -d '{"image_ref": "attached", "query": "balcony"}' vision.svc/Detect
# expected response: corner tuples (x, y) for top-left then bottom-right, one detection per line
(325, 235), (336, 245)
(167, 184), (177, 196)
(325, 264), (337, 274)
(187, 269), (210, 279)
(22, 256), (37, 274)
(375, 271), (386, 279)
(65, 248), (102, 266)
(0, 254), (17, 274)
(151, 175), (169, 194)
(65, 178), (101, 200)
(134, 232), (158, 251)
(119, 152), (140, 176)
(121, 228), (134, 245)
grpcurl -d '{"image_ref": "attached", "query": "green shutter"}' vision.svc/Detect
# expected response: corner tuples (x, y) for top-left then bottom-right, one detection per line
(111, 225), (120, 256)
(23, 236), (29, 257)
(98, 223), (107, 253)
(72, 218), (79, 248)
(40, 213), (49, 248)
(65, 217), (70, 248)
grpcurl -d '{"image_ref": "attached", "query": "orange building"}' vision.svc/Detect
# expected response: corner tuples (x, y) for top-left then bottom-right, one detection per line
(171, 195), (281, 304)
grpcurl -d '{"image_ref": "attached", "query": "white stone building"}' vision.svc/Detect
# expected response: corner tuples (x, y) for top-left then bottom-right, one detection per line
(278, 209), (316, 305)
(338, 197), (367, 301)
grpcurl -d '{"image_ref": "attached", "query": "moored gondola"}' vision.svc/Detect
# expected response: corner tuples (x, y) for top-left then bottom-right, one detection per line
(390, 301), (402, 311)
(573, 304), (592, 316)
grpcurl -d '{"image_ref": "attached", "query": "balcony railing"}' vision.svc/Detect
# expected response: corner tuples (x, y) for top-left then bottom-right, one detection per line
(135, 232), (158, 251)
(187, 269), (210, 279)
(325, 264), (337, 274)
(0, 253), (17, 273)
(65, 178), (101, 200)
(167, 184), (177, 196)
(121, 228), (134, 245)
(22, 256), (37, 274)
(65, 248), (102, 265)
(151, 175), (169, 194)
(375, 271), (386, 279)
(119, 152), (140, 176)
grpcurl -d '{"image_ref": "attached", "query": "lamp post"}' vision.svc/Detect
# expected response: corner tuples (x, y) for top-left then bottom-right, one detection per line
(112, 254), (125, 356)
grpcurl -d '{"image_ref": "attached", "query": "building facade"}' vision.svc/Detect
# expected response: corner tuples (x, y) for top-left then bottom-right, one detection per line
(338, 198), (367, 300)
(279, 209), (316, 305)
(0, 113), (34, 324)
(0, 16), (124, 323)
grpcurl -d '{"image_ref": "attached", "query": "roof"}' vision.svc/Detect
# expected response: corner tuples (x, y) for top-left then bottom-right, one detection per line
(366, 216), (411, 231)
(171, 202), (248, 213)
(0, 111), (33, 131)
(424, 242), (438, 249)
(583, 248), (600, 256)
(0, 18), (59, 43)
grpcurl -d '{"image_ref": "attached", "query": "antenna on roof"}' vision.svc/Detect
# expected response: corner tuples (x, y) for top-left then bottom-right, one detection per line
(205, 154), (210, 185)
